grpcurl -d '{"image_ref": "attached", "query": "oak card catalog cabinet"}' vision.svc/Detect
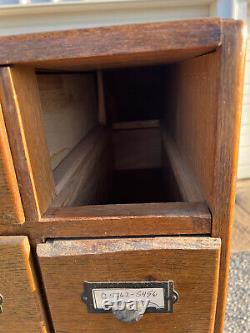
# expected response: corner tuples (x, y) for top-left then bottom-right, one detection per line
(0, 18), (246, 333)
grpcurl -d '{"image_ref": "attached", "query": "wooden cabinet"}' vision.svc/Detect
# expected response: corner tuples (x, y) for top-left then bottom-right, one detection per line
(37, 237), (221, 333)
(0, 236), (48, 333)
(0, 18), (246, 333)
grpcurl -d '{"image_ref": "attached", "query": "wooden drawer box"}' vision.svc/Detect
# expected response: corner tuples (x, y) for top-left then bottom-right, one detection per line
(0, 18), (246, 333)
(37, 237), (221, 333)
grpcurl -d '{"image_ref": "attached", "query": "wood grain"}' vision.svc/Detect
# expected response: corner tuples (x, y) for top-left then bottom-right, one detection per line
(0, 202), (211, 244)
(162, 132), (204, 202)
(0, 104), (24, 224)
(52, 126), (112, 207)
(0, 19), (221, 70)
(162, 20), (246, 333)
(37, 237), (221, 333)
(0, 20), (244, 333)
(0, 236), (48, 333)
(212, 20), (247, 333)
(97, 71), (107, 125)
(38, 72), (98, 169)
(113, 127), (161, 170)
(166, 52), (219, 202)
(0, 66), (55, 221)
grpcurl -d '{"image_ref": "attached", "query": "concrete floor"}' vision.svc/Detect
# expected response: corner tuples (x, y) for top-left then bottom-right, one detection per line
(224, 180), (250, 333)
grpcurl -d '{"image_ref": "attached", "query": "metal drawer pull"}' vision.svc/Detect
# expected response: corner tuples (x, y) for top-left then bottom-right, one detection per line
(0, 294), (4, 314)
(82, 281), (178, 323)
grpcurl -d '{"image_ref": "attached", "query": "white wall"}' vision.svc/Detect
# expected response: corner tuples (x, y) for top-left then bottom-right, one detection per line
(0, 1), (210, 35)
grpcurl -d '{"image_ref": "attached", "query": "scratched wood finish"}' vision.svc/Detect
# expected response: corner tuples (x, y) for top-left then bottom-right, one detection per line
(0, 105), (24, 224)
(0, 19), (221, 70)
(0, 202), (211, 245)
(37, 237), (221, 333)
(0, 66), (55, 221)
(0, 236), (48, 333)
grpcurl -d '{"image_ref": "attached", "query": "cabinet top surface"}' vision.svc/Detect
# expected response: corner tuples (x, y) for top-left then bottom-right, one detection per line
(0, 18), (234, 70)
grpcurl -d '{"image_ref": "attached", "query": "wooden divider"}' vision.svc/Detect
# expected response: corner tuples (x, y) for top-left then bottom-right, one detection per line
(0, 104), (24, 224)
(0, 66), (55, 221)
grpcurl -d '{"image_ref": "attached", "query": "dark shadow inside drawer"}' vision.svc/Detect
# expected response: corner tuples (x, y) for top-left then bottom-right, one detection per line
(38, 65), (203, 210)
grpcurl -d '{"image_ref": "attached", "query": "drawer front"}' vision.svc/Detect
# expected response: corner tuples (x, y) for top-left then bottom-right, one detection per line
(38, 237), (220, 333)
(0, 236), (48, 333)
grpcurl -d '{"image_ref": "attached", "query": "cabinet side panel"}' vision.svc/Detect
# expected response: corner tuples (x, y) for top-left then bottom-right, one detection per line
(212, 20), (247, 333)
(163, 20), (246, 333)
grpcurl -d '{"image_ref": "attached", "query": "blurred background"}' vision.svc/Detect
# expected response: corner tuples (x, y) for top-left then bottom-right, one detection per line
(0, 1), (249, 332)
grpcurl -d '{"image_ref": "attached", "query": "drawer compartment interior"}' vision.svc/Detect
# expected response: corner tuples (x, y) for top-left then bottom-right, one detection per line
(38, 64), (201, 209)
(0, 40), (217, 229)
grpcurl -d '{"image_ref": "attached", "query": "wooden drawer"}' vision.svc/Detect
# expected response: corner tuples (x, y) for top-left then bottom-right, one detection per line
(0, 236), (48, 333)
(37, 237), (221, 333)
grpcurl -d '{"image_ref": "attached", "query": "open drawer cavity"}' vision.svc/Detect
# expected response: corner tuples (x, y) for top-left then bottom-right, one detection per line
(0, 21), (219, 236)
(39, 65), (203, 208)
(34, 63), (211, 236)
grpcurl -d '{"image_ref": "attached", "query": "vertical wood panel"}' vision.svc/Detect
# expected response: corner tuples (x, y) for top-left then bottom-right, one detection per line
(0, 104), (24, 224)
(0, 236), (49, 333)
(163, 20), (246, 333)
(0, 66), (55, 220)
(212, 20), (247, 333)
(175, 51), (219, 201)
(38, 72), (98, 170)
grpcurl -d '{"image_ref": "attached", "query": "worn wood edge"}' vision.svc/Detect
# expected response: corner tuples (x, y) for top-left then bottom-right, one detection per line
(10, 66), (55, 216)
(20, 236), (50, 333)
(162, 132), (204, 202)
(37, 236), (221, 257)
(0, 218), (212, 246)
(0, 203), (212, 242)
(112, 120), (159, 130)
(212, 20), (247, 333)
(0, 66), (55, 221)
(44, 201), (210, 220)
(0, 235), (50, 332)
(0, 104), (25, 224)
(0, 67), (40, 220)
(0, 18), (222, 67)
(0, 234), (27, 244)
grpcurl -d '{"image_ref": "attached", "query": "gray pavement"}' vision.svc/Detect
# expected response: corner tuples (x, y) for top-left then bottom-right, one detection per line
(224, 252), (250, 333)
